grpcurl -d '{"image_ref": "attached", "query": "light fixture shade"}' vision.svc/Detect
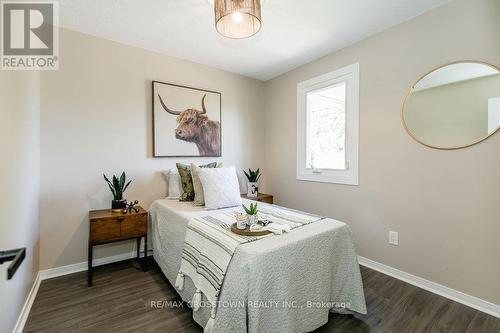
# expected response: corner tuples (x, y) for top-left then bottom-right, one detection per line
(215, 0), (262, 39)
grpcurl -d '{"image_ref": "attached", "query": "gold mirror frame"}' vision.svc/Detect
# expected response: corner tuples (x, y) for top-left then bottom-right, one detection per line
(401, 60), (500, 150)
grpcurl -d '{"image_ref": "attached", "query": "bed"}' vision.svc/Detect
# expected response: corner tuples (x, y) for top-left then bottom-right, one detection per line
(149, 198), (366, 333)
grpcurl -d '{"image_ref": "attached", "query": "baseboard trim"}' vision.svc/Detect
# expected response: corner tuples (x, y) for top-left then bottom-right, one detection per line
(358, 256), (500, 319)
(39, 251), (137, 280)
(12, 272), (42, 333)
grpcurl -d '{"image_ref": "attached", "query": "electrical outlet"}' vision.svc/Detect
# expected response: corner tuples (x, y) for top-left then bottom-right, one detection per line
(389, 231), (399, 246)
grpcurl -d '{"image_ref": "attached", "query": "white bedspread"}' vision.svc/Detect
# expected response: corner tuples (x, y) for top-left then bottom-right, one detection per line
(149, 199), (366, 333)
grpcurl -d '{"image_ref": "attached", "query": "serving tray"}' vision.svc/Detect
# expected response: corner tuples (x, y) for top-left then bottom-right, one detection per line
(230, 223), (271, 236)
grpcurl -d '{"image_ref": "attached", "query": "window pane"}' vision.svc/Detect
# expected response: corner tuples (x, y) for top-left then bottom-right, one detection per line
(306, 83), (346, 170)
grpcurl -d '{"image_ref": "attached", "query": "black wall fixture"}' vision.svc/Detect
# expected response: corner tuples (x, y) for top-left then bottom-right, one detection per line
(0, 248), (26, 280)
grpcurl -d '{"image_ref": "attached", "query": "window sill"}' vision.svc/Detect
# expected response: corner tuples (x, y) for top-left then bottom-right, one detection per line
(296, 172), (359, 186)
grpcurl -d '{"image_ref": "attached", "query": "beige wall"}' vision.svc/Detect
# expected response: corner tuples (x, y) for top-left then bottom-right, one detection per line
(405, 73), (500, 147)
(0, 71), (40, 332)
(264, 0), (500, 305)
(39, 29), (265, 270)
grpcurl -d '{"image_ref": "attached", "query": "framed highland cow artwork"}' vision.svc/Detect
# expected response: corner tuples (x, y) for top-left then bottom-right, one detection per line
(152, 81), (222, 157)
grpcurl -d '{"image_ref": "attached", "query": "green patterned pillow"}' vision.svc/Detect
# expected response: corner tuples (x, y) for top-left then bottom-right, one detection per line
(176, 162), (217, 201)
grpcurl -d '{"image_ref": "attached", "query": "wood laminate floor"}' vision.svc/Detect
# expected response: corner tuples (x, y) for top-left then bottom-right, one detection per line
(24, 259), (500, 333)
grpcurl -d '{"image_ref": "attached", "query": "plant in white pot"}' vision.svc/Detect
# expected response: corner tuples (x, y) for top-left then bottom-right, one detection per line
(242, 202), (258, 226)
(243, 168), (261, 198)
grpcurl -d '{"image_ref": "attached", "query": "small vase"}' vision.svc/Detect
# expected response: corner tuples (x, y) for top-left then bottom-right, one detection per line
(247, 182), (258, 198)
(112, 199), (126, 212)
(247, 214), (257, 226)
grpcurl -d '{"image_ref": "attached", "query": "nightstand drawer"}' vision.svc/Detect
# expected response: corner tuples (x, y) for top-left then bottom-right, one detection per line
(121, 214), (147, 238)
(90, 219), (121, 243)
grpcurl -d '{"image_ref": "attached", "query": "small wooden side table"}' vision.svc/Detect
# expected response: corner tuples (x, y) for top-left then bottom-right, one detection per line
(241, 193), (274, 204)
(88, 206), (148, 286)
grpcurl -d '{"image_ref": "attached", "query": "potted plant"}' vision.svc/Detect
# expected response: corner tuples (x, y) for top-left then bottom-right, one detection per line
(243, 168), (261, 198)
(242, 202), (258, 226)
(103, 172), (131, 212)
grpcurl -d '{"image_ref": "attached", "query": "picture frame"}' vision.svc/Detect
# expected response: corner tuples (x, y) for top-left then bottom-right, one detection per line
(152, 80), (222, 157)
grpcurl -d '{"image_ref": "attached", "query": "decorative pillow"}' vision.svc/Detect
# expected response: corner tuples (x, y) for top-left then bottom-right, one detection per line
(198, 166), (242, 209)
(191, 162), (223, 206)
(162, 169), (182, 199)
(176, 162), (217, 201)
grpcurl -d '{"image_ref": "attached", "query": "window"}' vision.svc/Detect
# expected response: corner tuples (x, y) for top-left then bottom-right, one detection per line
(297, 63), (359, 185)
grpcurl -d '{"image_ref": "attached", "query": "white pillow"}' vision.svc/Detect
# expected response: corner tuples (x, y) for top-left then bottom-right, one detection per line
(198, 166), (242, 209)
(162, 169), (182, 199)
(191, 162), (223, 206)
(236, 169), (248, 194)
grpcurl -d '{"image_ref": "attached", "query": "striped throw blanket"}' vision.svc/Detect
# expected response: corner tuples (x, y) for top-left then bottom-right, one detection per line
(175, 206), (324, 333)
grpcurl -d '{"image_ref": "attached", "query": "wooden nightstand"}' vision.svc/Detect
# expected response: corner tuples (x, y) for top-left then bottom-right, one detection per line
(241, 193), (274, 204)
(88, 206), (148, 286)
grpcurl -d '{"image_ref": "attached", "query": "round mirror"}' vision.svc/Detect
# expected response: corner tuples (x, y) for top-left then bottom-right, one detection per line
(402, 61), (500, 149)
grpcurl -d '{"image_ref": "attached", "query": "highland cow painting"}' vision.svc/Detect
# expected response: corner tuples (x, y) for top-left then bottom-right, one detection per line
(153, 81), (221, 157)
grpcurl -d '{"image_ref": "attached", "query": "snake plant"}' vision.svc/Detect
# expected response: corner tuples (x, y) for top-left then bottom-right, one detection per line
(243, 168), (261, 182)
(103, 172), (131, 201)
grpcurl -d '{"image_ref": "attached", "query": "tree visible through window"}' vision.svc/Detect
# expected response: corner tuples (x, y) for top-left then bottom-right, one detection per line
(306, 82), (346, 170)
(297, 63), (359, 185)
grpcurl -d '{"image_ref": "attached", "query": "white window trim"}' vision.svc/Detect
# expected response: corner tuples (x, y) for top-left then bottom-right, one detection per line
(296, 63), (359, 185)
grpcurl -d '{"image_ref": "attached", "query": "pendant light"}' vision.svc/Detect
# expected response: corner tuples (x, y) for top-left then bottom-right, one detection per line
(214, 0), (262, 39)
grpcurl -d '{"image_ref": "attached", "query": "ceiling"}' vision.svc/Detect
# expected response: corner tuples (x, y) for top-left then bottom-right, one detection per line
(59, 0), (452, 81)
